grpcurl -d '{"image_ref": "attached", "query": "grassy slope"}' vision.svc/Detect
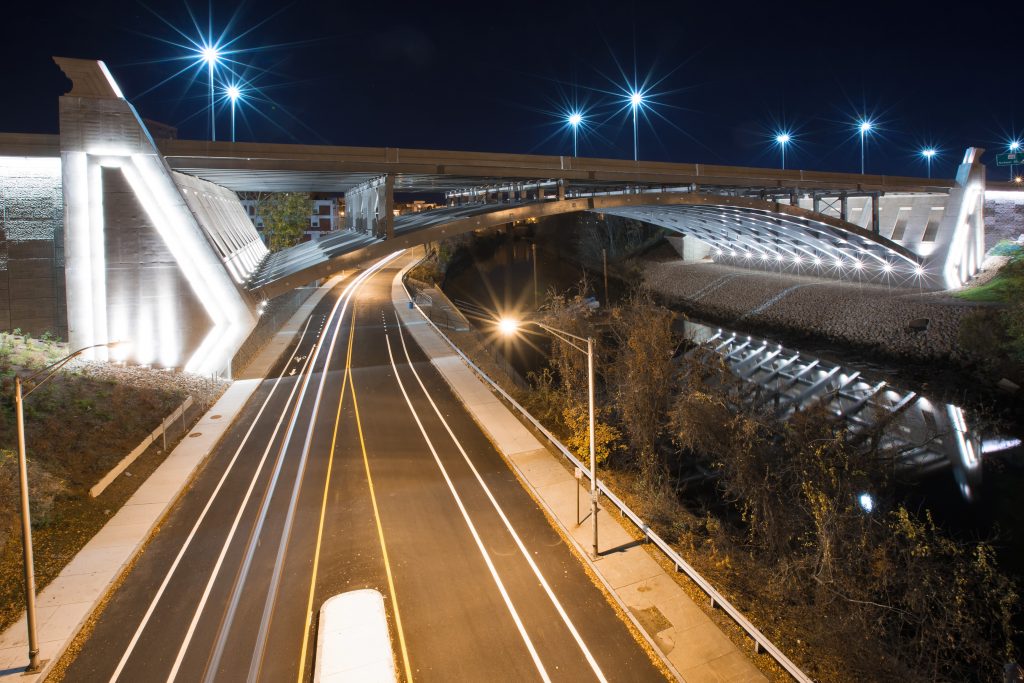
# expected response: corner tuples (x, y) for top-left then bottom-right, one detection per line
(956, 242), (1024, 302)
(0, 333), (225, 632)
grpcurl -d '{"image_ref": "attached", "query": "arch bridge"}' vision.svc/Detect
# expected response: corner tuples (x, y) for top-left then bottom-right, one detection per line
(0, 57), (989, 375)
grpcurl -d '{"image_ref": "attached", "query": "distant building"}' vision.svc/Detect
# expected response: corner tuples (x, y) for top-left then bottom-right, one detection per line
(394, 200), (442, 216)
(239, 194), (343, 243)
(142, 119), (178, 140)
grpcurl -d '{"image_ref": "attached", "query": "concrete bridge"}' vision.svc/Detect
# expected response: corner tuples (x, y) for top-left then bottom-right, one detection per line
(0, 57), (1012, 375)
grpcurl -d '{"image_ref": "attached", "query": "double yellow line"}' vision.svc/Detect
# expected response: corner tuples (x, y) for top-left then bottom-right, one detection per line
(296, 307), (413, 682)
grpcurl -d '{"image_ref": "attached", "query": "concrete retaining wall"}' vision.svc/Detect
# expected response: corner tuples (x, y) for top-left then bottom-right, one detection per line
(984, 191), (1024, 250)
(0, 156), (66, 337)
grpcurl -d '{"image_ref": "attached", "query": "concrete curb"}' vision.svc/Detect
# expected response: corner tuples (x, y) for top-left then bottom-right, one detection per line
(0, 273), (348, 681)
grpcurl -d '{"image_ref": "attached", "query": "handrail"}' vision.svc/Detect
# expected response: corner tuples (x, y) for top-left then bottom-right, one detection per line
(400, 270), (814, 683)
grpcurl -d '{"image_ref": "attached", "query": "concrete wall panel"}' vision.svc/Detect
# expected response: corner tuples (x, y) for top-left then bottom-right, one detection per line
(0, 156), (65, 337)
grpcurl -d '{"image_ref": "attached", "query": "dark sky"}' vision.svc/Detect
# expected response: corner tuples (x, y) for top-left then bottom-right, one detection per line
(2, 0), (1020, 179)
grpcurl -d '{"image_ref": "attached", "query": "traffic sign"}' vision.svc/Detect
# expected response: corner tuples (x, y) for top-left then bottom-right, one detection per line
(996, 151), (1023, 166)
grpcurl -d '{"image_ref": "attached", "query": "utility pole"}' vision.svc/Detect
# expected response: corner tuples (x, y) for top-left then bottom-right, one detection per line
(532, 243), (539, 310)
(602, 248), (609, 304)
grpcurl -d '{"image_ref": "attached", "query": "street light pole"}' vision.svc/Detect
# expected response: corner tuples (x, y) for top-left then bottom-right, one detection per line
(628, 91), (644, 162)
(860, 128), (865, 174)
(532, 243), (538, 310)
(775, 133), (790, 170)
(500, 319), (598, 557)
(626, 104), (634, 161)
(858, 120), (873, 175)
(13, 340), (125, 673)
(586, 336), (597, 558)
(209, 60), (216, 142)
(922, 149), (936, 179)
(13, 377), (38, 673)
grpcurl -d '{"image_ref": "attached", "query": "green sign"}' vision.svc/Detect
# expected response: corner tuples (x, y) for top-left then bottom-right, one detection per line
(996, 151), (1023, 166)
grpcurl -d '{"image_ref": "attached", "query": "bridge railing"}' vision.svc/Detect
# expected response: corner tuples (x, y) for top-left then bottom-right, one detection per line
(401, 272), (815, 683)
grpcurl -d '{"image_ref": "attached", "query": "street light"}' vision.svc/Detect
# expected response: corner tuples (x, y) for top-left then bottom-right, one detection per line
(13, 340), (127, 672)
(567, 111), (583, 157)
(500, 318), (599, 558)
(1010, 140), (1021, 180)
(200, 44), (220, 141)
(226, 84), (242, 143)
(857, 119), (874, 174)
(629, 91), (644, 161)
(775, 132), (791, 170)
(921, 148), (936, 179)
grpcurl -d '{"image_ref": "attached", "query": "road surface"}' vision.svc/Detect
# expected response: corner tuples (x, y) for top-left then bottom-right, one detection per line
(62, 255), (665, 682)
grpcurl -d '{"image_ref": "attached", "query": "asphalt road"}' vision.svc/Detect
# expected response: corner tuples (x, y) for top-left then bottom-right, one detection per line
(61, 255), (665, 682)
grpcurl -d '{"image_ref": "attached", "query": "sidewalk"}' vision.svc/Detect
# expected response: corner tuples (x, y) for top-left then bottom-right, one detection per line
(0, 273), (347, 681)
(391, 259), (766, 683)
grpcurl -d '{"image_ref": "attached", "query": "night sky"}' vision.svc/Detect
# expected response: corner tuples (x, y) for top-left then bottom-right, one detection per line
(2, 0), (1020, 179)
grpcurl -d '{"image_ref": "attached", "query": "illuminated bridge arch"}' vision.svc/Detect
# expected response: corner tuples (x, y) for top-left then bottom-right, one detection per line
(249, 192), (926, 299)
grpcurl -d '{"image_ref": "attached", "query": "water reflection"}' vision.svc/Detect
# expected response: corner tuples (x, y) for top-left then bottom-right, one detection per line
(684, 320), (1020, 502)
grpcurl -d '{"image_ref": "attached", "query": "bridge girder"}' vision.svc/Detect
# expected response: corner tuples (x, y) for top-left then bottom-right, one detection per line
(249, 191), (922, 299)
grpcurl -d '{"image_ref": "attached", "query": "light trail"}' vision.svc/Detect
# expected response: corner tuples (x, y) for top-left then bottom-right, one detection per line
(109, 314), (317, 683)
(393, 312), (608, 682)
(383, 332), (551, 683)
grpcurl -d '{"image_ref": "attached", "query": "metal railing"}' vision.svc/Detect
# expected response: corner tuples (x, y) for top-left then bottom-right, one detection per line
(401, 274), (814, 683)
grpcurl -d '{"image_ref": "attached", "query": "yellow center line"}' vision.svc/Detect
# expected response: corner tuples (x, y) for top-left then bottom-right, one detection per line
(295, 311), (356, 683)
(349, 319), (414, 683)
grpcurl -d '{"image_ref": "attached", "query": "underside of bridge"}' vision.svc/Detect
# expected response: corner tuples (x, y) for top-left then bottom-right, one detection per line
(247, 191), (934, 299)
(30, 57), (990, 374)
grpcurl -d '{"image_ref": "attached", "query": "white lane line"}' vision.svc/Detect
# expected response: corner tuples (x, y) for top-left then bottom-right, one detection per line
(109, 315), (317, 683)
(245, 253), (403, 682)
(384, 333), (551, 683)
(165, 332), (322, 683)
(199, 253), (404, 683)
(394, 314), (608, 682)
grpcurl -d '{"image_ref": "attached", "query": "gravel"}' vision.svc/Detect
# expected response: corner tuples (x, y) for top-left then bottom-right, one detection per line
(643, 261), (992, 361)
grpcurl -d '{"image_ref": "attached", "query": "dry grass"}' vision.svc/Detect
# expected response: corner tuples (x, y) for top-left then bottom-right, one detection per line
(0, 332), (226, 632)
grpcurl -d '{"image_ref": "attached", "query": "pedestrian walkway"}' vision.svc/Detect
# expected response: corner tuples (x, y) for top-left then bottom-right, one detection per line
(391, 257), (766, 683)
(0, 273), (348, 681)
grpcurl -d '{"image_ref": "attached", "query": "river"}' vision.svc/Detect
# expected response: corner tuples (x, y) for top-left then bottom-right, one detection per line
(441, 233), (1024, 582)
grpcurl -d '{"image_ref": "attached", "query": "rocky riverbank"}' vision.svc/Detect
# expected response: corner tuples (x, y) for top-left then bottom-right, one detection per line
(642, 260), (995, 362)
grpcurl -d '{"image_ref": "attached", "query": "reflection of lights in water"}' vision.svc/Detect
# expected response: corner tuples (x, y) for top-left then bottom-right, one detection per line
(981, 438), (1022, 453)
(947, 404), (978, 469)
(858, 493), (874, 513)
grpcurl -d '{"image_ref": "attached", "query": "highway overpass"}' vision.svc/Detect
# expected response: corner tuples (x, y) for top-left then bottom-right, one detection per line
(0, 57), (1008, 375)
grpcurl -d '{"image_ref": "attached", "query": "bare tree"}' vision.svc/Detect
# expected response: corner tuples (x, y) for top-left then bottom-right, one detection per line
(608, 288), (676, 487)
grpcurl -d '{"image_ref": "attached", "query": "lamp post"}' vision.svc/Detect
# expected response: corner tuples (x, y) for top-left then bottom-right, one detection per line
(201, 45), (220, 141)
(921, 148), (936, 179)
(14, 340), (126, 672)
(1010, 140), (1021, 181)
(567, 112), (582, 157)
(775, 133), (791, 170)
(226, 85), (241, 143)
(858, 120), (873, 174)
(629, 91), (643, 162)
(500, 318), (598, 558)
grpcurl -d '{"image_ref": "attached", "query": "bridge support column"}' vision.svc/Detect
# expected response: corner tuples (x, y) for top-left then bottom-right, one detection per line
(840, 193), (849, 222)
(557, 179), (566, 201)
(344, 174), (394, 239)
(870, 193), (881, 235)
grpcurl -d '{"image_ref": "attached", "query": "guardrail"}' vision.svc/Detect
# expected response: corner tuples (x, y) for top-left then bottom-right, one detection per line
(401, 273), (814, 683)
(90, 396), (195, 498)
